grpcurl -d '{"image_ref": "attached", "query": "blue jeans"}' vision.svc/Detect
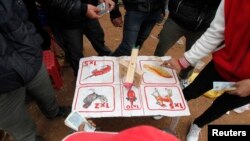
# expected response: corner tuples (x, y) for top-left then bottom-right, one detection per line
(111, 10), (161, 56)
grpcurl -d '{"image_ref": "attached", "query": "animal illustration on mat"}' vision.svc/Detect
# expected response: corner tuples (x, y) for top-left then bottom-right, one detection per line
(83, 89), (108, 108)
(143, 64), (172, 78)
(151, 88), (174, 109)
(126, 89), (137, 106)
(83, 65), (111, 80)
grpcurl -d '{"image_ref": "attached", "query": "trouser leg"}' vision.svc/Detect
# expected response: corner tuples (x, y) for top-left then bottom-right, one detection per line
(61, 28), (83, 76)
(135, 10), (161, 48)
(154, 18), (184, 56)
(85, 19), (111, 56)
(194, 94), (250, 127)
(26, 63), (59, 118)
(0, 88), (36, 141)
(111, 11), (144, 56)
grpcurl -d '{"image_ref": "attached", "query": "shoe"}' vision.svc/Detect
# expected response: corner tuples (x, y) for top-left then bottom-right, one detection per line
(180, 79), (190, 89)
(186, 123), (201, 141)
(35, 136), (44, 141)
(233, 104), (250, 113)
(0, 130), (8, 141)
(152, 115), (164, 120)
(56, 106), (71, 118)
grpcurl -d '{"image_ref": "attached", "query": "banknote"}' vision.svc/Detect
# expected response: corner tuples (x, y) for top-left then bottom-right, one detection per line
(97, 2), (109, 16)
(213, 81), (236, 91)
(65, 111), (96, 132)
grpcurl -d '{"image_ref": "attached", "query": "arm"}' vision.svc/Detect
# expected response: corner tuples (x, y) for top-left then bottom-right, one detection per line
(161, 0), (225, 73)
(0, 0), (42, 49)
(43, 0), (100, 19)
(184, 0), (225, 66)
(0, 0), (22, 33)
(110, 0), (123, 27)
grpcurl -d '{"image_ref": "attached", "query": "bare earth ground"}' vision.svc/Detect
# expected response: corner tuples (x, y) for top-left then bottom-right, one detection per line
(3, 8), (249, 141)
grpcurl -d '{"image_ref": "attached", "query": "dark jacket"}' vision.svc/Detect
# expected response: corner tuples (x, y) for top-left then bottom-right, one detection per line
(169, 0), (221, 31)
(41, 0), (87, 29)
(123, 0), (166, 12)
(23, 0), (51, 50)
(0, 0), (43, 93)
(111, 0), (166, 20)
(44, 0), (121, 29)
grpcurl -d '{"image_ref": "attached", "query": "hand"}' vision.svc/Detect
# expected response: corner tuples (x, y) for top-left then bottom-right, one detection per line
(111, 17), (123, 27)
(99, 0), (115, 11)
(227, 79), (250, 97)
(86, 4), (101, 19)
(78, 120), (96, 131)
(161, 58), (182, 74)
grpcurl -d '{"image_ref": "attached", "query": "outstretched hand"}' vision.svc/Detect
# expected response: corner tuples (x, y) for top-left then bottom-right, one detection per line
(227, 79), (250, 97)
(161, 58), (182, 74)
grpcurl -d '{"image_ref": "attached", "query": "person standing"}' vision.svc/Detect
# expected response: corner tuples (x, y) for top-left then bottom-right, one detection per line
(111, 0), (167, 56)
(44, 0), (117, 76)
(154, 0), (221, 80)
(162, 0), (250, 140)
(0, 0), (70, 140)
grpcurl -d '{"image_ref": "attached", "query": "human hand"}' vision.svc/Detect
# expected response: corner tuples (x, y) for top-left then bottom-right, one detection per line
(160, 58), (182, 74)
(112, 17), (123, 27)
(227, 79), (250, 97)
(78, 120), (96, 131)
(86, 4), (101, 19)
(99, 0), (115, 11)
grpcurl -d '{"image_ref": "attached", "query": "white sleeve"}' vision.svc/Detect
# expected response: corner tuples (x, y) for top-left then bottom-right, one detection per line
(184, 0), (225, 66)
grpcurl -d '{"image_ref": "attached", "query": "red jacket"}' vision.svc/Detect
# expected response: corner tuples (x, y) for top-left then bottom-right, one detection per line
(213, 0), (250, 81)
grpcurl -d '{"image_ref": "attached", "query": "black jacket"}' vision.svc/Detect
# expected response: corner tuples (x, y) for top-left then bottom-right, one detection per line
(111, 0), (166, 20)
(169, 0), (221, 31)
(41, 0), (87, 29)
(0, 0), (43, 93)
(44, 0), (121, 29)
(123, 0), (166, 12)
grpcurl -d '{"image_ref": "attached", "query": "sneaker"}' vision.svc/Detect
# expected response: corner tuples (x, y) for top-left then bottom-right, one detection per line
(186, 123), (201, 141)
(233, 104), (250, 113)
(56, 106), (71, 118)
(180, 79), (190, 89)
(152, 115), (164, 120)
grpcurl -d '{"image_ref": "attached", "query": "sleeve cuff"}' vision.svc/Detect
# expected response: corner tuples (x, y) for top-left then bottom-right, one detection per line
(178, 57), (191, 69)
(81, 4), (88, 17)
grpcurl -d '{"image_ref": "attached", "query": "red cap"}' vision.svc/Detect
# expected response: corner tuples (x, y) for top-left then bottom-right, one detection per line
(63, 125), (179, 141)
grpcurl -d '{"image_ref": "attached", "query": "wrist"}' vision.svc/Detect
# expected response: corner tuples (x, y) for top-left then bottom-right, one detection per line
(178, 57), (190, 69)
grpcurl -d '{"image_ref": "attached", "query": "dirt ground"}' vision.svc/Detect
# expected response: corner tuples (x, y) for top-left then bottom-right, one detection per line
(2, 7), (250, 141)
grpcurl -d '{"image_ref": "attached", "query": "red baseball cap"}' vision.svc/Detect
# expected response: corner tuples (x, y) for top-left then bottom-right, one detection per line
(62, 125), (179, 141)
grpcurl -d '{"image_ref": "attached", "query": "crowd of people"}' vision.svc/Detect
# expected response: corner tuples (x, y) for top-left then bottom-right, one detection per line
(0, 0), (249, 141)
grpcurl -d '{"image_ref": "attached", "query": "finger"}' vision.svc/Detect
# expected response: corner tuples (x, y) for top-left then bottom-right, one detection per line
(224, 87), (236, 92)
(161, 61), (171, 68)
(88, 120), (96, 127)
(109, 1), (115, 10)
(78, 123), (85, 131)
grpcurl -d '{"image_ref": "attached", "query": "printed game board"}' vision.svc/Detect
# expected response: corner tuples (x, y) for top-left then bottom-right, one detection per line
(72, 56), (190, 118)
